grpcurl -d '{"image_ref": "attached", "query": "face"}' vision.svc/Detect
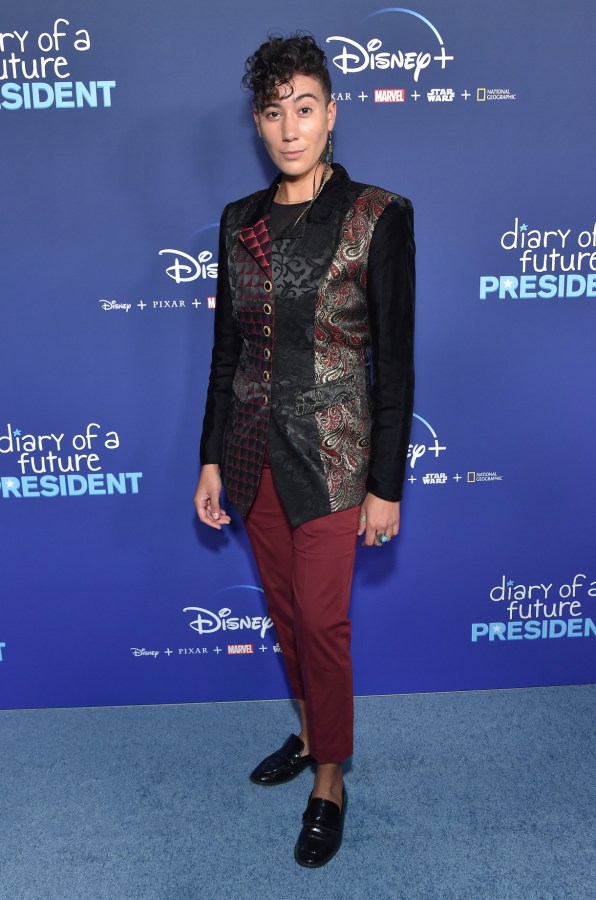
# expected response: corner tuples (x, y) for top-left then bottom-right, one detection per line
(254, 72), (336, 179)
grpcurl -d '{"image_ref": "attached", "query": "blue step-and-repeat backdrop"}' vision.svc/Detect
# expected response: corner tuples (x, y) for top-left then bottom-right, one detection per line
(1, 0), (595, 709)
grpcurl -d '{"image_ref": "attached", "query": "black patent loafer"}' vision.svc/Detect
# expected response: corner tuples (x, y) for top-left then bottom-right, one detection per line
(294, 786), (347, 868)
(249, 733), (315, 786)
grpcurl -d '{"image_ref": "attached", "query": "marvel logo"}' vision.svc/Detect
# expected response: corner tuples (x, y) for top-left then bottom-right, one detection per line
(227, 644), (254, 655)
(374, 89), (405, 103)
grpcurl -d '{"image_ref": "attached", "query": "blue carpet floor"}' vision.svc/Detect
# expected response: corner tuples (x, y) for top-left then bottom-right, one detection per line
(1, 685), (595, 900)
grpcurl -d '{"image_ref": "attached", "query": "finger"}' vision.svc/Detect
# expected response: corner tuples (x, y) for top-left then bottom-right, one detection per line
(207, 504), (230, 519)
(374, 527), (392, 547)
(197, 495), (231, 529)
(197, 498), (220, 528)
(362, 522), (377, 547)
(206, 508), (233, 527)
(194, 495), (208, 522)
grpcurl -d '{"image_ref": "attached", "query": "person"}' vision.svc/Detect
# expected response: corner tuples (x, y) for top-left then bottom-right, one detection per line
(194, 33), (415, 868)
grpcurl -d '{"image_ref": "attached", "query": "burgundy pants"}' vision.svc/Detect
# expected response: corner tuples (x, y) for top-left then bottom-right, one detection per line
(243, 440), (361, 763)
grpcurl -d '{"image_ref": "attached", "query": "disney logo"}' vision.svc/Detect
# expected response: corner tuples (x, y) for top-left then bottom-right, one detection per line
(159, 249), (218, 284)
(100, 299), (132, 312)
(326, 37), (433, 81)
(131, 648), (160, 657)
(183, 606), (273, 640)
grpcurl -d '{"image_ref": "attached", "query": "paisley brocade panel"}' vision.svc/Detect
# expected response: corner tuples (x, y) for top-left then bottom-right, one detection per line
(314, 187), (399, 511)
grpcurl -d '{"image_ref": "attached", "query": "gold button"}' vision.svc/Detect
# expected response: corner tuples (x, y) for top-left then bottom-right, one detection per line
(264, 348), (271, 359)
(263, 302), (272, 315)
(263, 394), (268, 404)
(263, 324), (271, 336)
(264, 280), (273, 293)
(263, 371), (270, 381)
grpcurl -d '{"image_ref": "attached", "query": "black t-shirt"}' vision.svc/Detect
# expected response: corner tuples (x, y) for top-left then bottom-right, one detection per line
(268, 199), (310, 241)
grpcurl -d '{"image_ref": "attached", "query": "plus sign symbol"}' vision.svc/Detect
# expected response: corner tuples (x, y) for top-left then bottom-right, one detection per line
(405, 412), (452, 485)
(408, 413), (447, 464)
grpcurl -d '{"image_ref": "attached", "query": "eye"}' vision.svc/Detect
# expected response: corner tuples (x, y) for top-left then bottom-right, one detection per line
(264, 110), (280, 120)
(298, 106), (312, 115)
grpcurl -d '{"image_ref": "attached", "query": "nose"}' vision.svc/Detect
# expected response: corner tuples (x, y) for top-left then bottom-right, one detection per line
(281, 115), (297, 142)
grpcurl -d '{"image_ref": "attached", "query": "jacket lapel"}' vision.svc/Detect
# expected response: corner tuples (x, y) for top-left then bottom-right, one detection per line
(236, 164), (352, 279)
(237, 174), (278, 278)
(238, 218), (272, 279)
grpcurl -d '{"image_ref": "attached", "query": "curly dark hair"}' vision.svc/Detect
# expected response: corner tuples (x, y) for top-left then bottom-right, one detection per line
(242, 33), (332, 111)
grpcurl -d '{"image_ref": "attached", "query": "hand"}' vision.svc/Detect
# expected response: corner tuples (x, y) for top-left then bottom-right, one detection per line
(357, 493), (400, 547)
(194, 464), (232, 530)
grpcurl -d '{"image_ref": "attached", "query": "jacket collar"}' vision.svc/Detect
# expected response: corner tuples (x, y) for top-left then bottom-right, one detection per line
(238, 163), (351, 274)
(242, 162), (351, 227)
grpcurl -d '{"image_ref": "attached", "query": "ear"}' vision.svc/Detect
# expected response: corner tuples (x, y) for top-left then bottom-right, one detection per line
(253, 108), (261, 136)
(326, 98), (337, 132)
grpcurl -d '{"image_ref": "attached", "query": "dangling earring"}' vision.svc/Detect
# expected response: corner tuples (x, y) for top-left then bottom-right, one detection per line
(320, 130), (333, 164)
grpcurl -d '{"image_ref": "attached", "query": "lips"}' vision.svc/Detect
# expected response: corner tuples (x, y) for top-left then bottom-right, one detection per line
(281, 150), (305, 159)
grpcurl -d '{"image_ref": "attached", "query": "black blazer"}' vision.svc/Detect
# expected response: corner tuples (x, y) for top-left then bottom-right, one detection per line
(200, 163), (415, 528)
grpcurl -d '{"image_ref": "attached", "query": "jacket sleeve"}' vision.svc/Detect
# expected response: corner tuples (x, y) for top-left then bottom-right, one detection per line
(199, 203), (244, 465)
(364, 197), (416, 502)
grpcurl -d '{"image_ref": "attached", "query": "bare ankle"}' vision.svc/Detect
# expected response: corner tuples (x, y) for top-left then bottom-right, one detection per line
(312, 765), (344, 808)
(314, 763), (343, 787)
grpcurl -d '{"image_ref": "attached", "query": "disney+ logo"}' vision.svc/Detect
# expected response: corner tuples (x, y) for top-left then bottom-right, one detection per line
(327, 9), (454, 82)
